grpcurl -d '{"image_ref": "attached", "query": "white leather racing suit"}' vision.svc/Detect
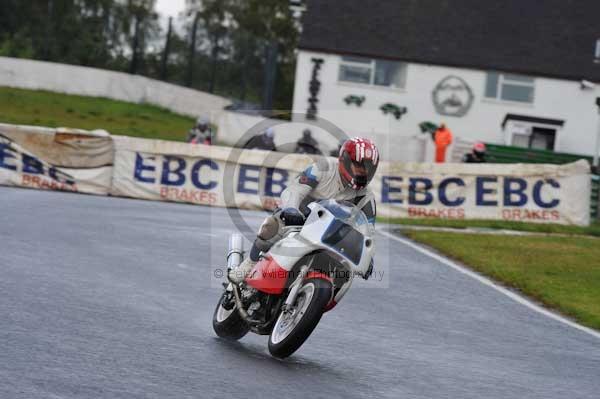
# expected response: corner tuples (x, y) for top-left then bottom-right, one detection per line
(281, 158), (376, 223)
(254, 158), (376, 253)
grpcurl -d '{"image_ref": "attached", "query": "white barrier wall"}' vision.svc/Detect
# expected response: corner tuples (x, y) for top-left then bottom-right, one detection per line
(0, 124), (592, 226)
(0, 57), (230, 117)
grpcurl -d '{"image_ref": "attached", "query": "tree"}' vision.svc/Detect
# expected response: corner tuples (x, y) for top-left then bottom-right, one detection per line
(160, 16), (173, 80)
(122, 0), (159, 75)
(231, 0), (299, 110)
(186, 10), (201, 87)
(0, 0), (160, 73)
(184, 0), (234, 92)
(0, 0), (301, 110)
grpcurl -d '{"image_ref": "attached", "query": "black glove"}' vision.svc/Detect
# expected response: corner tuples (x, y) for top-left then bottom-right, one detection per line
(279, 207), (305, 226)
(363, 259), (374, 280)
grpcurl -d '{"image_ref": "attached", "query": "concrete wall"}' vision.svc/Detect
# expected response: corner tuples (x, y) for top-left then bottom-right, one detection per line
(292, 50), (600, 162)
(0, 56), (231, 118)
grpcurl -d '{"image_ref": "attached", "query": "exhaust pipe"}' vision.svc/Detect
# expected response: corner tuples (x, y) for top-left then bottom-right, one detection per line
(225, 234), (262, 327)
(227, 233), (244, 270)
(231, 283), (261, 326)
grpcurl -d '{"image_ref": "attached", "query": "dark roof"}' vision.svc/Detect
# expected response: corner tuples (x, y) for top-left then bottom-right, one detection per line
(502, 114), (565, 128)
(299, 0), (600, 82)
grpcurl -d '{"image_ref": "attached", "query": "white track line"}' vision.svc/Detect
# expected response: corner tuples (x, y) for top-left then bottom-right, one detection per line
(378, 228), (600, 341)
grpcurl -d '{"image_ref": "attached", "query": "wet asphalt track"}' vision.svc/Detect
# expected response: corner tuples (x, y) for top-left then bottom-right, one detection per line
(1, 186), (599, 399)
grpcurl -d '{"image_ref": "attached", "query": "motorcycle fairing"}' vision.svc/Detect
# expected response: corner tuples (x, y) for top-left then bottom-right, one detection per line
(245, 255), (289, 295)
(244, 201), (374, 304)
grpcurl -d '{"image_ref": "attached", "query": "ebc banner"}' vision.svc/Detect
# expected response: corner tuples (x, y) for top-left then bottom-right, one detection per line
(373, 160), (591, 226)
(111, 136), (592, 226)
(0, 132), (112, 195)
(111, 142), (293, 211)
(5, 126), (591, 226)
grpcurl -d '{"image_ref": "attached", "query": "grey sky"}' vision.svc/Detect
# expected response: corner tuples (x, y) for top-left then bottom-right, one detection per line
(155, 0), (187, 18)
(155, 0), (187, 33)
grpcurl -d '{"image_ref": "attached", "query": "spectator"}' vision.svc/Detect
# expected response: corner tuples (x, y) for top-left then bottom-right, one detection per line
(463, 142), (487, 163)
(432, 123), (453, 163)
(244, 127), (277, 151)
(329, 140), (344, 157)
(188, 117), (214, 145)
(295, 129), (321, 155)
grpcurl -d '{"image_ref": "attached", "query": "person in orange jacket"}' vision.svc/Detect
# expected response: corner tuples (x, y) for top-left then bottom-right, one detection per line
(433, 123), (453, 163)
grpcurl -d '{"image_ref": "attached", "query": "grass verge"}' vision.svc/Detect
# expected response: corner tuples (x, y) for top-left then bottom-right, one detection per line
(380, 217), (600, 237)
(403, 230), (600, 331)
(0, 86), (194, 141)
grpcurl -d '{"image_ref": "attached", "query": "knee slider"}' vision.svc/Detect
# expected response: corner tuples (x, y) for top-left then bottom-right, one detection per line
(254, 237), (273, 252)
(258, 215), (280, 240)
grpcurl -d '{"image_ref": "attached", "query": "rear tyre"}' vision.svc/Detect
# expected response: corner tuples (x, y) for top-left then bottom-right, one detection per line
(268, 278), (333, 358)
(212, 291), (250, 340)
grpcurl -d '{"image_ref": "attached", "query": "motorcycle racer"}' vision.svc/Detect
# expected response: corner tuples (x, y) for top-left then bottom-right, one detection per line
(188, 117), (214, 145)
(229, 137), (379, 284)
(463, 142), (487, 163)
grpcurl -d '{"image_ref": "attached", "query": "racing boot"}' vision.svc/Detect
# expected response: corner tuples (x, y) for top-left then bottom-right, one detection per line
(228, 257), (257, 284)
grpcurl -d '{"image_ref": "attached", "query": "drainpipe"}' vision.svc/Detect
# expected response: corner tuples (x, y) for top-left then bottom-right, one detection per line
(595, 98), (600, 171)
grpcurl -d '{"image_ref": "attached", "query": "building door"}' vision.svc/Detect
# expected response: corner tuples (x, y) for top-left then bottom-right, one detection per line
(510, 125), (557, 151)
(530, 127), (556, 150)
(503, 114), (563, 152)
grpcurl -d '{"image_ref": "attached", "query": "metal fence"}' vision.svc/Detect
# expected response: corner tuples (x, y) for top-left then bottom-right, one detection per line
(484, 144), (598, 221)
(484, 144), (594, 165)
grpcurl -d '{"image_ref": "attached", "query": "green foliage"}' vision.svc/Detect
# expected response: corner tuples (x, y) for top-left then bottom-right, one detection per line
(404, 231), (600, 330)
(0, 87), (194, 141)
(0, 1), (300, 110)
(180, 0), (300, 108)
(0, 1), (149, 70)
(0, 32), (35, 58)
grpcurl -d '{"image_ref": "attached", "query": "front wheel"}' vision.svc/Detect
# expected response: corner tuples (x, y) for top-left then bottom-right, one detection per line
(268, 278), (333, 358)
(212, 290), (250, 340)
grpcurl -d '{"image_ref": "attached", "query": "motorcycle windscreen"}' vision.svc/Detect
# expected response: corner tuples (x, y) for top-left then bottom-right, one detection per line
(321, 220), (364, 265)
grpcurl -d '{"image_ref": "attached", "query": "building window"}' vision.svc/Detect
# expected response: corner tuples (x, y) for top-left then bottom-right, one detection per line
(485, 72), (535, 103)
(339, 56), (406, 88)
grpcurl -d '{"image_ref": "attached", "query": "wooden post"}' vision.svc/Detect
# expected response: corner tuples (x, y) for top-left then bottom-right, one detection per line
(129, 14), (141, 74)
(186, 12), (200, 88)
(160, 17), (173, 81)
(261, 41), (279, 113)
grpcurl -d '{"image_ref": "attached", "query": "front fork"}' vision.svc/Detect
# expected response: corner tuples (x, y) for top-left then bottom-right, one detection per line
(282, 251), (321, 311)
(282, 265), (310, 312)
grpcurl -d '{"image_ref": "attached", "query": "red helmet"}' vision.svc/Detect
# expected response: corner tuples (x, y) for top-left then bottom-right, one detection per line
(338, 138), (379, 190)
(473, 142), (486, 155)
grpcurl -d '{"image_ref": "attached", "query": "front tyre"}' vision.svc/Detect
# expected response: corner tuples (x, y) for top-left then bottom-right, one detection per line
(212, 291), (250, 340)
(268, 278), (333, 358)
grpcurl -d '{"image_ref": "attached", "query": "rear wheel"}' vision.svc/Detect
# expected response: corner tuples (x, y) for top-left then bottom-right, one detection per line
(212, 290), (250, 340)
(268, 278), (333, 358)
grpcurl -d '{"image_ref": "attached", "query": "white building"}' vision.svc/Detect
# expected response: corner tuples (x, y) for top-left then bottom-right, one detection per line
(291, 0), (600, 163)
